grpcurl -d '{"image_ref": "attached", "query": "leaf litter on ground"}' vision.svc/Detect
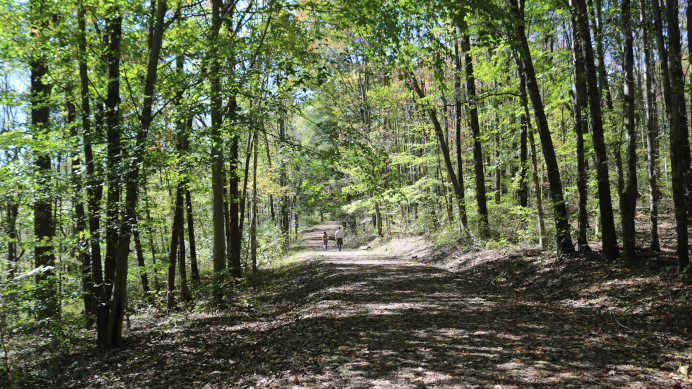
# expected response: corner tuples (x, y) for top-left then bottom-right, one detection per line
(12, 220), (692, 388)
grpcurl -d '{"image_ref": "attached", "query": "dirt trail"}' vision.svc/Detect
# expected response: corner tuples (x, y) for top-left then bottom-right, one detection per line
(269, 222), (683, 388)
(39, 222), (689, 389)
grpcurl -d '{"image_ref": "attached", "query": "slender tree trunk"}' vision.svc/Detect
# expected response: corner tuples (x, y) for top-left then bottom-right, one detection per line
(263, 131), (275, 221)
(227, 96), (242, 279)
(250, 131), (258, 273)
(30, 0), (57, 321)
(178, 203), (190, 302)
(460, 32), (489, 235)
(79, 0), (103, 331)
(279, 119), (289, 246)
(411, 77), (467, 232)
(209, 0), (226, 299)
(6, 202), (18, 279)
(518, 102), (528, 208)
(107, 0), (167, 347)
(186, 188), (200, 281)
(511, 0), (574, 253)
(574, 0), (619, 259)
(104, 10), (122, 306)
(132, 215), (151, 299)
(67, 92), (96, 323)
(454, 39), (468, 229)
(663, 0), (690, 271)
(167, 184), (183, 310)
(518, 65), (546, 248)
(640, 0), (660, 251)
(144, 188), (160, 291)
(568, 8), (591, 252)
(621, 0), (637, 261)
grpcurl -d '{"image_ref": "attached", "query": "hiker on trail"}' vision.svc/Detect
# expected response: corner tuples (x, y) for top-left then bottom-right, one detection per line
(322, 231), (329, 251)
(334, 227), (344, 251)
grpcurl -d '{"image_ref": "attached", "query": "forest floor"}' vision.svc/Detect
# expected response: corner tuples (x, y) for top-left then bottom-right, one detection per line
(14, 221), (692, 388)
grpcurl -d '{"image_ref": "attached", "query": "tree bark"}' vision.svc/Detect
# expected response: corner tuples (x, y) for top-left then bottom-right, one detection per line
(250, 130), (258, 273)
(573, 0), (619, 259)
(79, 0), (104, 332)
(663, 0), (690, 272)
(640, 0), (660, 251)
(104, 9), (122, 306)
(30, 0), (57, 321)
(132, 215), (151, 300)
(209, 0), (227, 300)
(510, 0), (574, 253)
(186, 188), (200, 282)
(167, 184), (183, 311)
(225, 95), (242, 280)
(518, 63), (546, 248)
(620, 0), (637, 261)
(106, 0), (167, 347)
(460, 33), (489, 235)
(411, 76), (467, 233)
(178, 200), (190, 302)
(454, 39), (468, 229)
(568, 8), (591, 252)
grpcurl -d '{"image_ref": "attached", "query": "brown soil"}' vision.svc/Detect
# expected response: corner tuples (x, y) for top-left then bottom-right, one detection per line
(15, 221), (692, 388)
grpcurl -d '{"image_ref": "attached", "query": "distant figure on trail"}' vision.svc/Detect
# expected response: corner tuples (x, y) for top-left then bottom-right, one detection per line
(322, 231), (329, 251)
(334, 227), (344, 251)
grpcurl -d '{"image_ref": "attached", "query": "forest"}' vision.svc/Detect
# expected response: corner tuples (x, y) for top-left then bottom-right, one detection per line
(1, 0), (692, 386)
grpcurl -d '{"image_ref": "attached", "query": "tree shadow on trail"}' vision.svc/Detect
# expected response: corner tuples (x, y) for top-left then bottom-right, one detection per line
(224, 257), (678, 388)
(41, 250), (687, 389)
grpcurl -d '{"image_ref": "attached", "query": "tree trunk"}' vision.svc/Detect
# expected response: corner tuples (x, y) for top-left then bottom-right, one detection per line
(6, 202), (18, 279)
(167, 184), (183, 311)
(104, 10), (122, 306)
(568, 9), (591, 252)
(106, 0), (167, 347)
(574, 0), (619, 259)
(454, 39), (468, 229)
(410, 76), (467, 232)
(621, 0), (637, 261)
(663, 0), (691, 272)
(209, 0), (226, 301)
(30, 0), (57, 321)
(132, 216), (151, 300)
(186, 188), (200, 282)
(640, 0), (660, 251)
(79, 0), (104, 331)
(251, 131), (258, 273)
(518, 65), (546, 248)
(511, 0), (574, 253)
(374, 201), (383, 236)
(279, 119), (290, 246)
(460, 32), (489, 235)
(178, 202), (190, 303)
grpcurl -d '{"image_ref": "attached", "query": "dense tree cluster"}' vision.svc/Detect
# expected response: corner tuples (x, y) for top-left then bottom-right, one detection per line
(0, 0), (690, 350)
